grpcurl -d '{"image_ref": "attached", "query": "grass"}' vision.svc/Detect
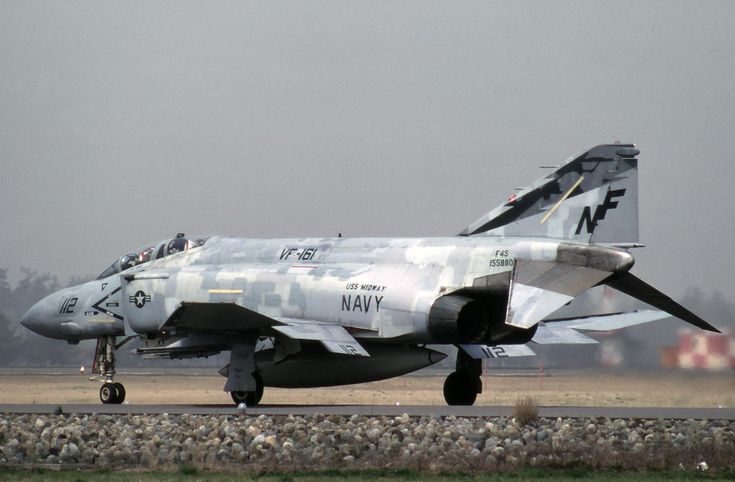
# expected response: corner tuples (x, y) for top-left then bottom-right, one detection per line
(512, 396), (539, 426)
(0, 468), (733, 482)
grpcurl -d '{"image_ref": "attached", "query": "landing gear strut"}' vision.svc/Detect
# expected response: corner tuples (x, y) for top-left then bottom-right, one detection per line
(224, 336), (263, 406)
(443, 348), (482, 406)
(94, 336), (129, 404)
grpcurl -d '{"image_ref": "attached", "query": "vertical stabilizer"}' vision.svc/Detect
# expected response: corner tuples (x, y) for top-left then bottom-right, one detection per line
(459, 145), (639, 244)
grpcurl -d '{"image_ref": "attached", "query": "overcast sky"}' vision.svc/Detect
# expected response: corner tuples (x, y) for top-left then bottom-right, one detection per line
(1, 1), (733, 301)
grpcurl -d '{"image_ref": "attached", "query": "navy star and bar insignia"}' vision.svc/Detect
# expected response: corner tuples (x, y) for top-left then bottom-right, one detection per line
(129, 290), (151, 309)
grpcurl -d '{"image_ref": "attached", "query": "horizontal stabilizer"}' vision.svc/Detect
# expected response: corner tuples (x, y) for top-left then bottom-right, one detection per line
(273, 320), (370, 357)
(605, 273), (720, 333)
(460, 344), (536, 359)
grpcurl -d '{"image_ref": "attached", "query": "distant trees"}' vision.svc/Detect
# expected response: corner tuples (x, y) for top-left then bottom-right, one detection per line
(0, 268), (88, 365)
(0, 268), (60, 332)
(0, 267), (226, 368)
(680, 287), (735, 331)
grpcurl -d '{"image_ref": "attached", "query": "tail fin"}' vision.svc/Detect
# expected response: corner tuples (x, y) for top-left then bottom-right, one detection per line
(459, 144), (639, 244)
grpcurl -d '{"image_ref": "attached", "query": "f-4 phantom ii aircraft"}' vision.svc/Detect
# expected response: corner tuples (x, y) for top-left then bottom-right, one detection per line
(21, 145), (719, 406)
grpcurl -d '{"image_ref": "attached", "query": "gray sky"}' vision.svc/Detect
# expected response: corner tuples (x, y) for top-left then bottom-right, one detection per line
(1, 1), (733, 300)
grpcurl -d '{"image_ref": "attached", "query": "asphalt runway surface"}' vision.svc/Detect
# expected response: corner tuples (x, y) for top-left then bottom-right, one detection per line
(2, 404), (734, 419)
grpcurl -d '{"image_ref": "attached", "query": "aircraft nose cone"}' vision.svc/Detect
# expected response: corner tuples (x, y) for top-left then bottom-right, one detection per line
(20, 299), (64, 338)
(20, 303), (45, 334)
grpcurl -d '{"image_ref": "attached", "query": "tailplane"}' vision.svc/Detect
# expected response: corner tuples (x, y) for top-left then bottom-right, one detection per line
(460, 144), (639, 244)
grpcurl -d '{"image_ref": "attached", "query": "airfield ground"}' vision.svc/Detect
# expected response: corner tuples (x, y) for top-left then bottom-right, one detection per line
(2, 369), (734, 474)
(0, 369), (732, 407)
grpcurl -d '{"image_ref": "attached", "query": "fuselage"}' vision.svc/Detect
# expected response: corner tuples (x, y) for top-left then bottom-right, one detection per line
(20, 235), (632, 344)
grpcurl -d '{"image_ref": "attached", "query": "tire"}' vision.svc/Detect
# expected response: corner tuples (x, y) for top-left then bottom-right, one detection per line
(443, 371), (479, 406)
(113, 383), (126, 404)
(100, 383), (117, 404)
(230, 373), (264, 406)
(253, 372), (264, 405)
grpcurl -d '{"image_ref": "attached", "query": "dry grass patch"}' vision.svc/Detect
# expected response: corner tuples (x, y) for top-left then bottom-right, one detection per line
(512, 395), (539, 425)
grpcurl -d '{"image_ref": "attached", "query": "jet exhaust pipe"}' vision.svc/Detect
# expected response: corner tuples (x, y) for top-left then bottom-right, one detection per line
(428, 295), (487, 343)
(427, 294), (536, 345)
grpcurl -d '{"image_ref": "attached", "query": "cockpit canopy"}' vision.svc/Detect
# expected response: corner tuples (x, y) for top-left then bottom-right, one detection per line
(96, 234), (208, 280)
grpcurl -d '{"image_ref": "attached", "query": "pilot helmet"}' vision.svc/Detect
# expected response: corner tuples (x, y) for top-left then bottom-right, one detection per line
(166, 237), (189, 255)
(119, 253), (137, 271)
(137, 247), (154, 264)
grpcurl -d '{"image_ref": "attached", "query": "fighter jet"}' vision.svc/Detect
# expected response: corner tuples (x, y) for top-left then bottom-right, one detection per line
(20, 145), (719, 405)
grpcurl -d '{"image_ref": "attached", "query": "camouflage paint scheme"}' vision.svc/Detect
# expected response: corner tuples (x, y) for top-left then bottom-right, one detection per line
(20, 145), (719, 405)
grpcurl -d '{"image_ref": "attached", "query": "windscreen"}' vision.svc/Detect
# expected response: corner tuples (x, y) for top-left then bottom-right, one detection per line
(96, 236), (208, 280)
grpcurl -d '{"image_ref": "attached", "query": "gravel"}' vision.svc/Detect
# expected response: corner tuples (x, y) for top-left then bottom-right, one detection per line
(0, 413), (733, 471)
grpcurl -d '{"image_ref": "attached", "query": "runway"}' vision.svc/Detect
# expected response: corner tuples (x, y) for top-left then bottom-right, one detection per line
(2, 404), (734, 419)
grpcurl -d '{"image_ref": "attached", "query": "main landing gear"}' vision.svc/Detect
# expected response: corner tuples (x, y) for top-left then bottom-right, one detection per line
(223, 335), (265, 407)
(94, 336), (132, 404)
(230, 372), (264, 406)
(443, 348), (482, 406)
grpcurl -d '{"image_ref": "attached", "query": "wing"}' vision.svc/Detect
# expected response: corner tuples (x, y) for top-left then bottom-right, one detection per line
(168, 302), (284, 331)
(164, 302), (370, 357)
(460, 344), (536, 359)
(458, 311), (668, 357)
(532, 310), (670, 344)
(545, 309), (671, 331)
(272, 318), (370, 357)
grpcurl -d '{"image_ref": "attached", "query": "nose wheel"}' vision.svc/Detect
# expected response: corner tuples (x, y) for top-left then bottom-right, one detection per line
(100, 382), (126, 404)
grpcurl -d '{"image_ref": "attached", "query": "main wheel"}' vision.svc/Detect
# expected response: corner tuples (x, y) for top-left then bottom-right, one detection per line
(443, 371), (480, 406)
(112, 382), (126, 404)
(230, 373), (264, 406)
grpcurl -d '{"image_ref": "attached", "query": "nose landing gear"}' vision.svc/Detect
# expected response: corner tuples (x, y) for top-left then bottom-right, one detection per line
(93, 336), (133, 404)
(100, 382), (126, 404)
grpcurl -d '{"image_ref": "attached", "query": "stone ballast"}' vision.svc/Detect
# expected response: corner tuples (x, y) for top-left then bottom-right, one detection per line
(0, 413), (733, 471)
